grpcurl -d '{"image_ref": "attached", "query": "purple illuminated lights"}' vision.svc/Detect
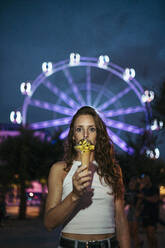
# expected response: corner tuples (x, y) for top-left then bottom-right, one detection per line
(98, 87), (131, 111)
(104, 106), (144, 117)
(21, 56), (149, 155)
(30, 117), (71, 129)
(43, 80), (79, 109)
(107, 128), (134, 155)
(103, 117), (144, 134)
(63, 69), (85, 105)
(30, 99), (74, 116)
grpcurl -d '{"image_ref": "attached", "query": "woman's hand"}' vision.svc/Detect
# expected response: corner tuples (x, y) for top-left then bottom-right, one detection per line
(72, 165), (92, 199)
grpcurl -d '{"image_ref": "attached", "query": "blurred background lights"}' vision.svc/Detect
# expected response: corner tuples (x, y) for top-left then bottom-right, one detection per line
(151, 119), (164, 131)
(69, 53), (80, 66)
(123, 68), (135, 81)
(10, 111), (22, 124)
(98, 55), (110, 68)
(42, 62), (53, 75)
(20, 82), (31, 96)
(141, 90), (154, 103)
(29, 192), (34, 197)
(159, 121), (164, 129)
(146, 147), (160, 159)
(160, 186), (165, 196)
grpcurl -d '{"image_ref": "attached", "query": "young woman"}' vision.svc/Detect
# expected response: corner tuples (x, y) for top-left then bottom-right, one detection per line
(44, 106), (130, 248)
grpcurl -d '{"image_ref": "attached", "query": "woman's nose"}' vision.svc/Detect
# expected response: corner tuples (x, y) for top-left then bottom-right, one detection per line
(84, 130), (88, 139)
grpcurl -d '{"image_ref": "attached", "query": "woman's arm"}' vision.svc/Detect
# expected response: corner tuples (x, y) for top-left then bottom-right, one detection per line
(115, 166), (130, 248)
(44, 162), (91, 231)
(115, 197), (131, 248)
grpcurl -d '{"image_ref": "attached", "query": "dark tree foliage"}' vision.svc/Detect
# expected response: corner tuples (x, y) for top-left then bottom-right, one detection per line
(152, 80), (165, 124)
(118, 152), (165, 187)
(0, 127), (64, 219)
(117, 132), (165, 188)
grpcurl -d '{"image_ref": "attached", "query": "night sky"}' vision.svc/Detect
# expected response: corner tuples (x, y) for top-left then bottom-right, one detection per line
(1, 0), (165, 158)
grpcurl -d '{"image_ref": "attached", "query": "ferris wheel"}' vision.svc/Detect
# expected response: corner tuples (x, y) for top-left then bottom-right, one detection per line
(10, 54), (162, 157)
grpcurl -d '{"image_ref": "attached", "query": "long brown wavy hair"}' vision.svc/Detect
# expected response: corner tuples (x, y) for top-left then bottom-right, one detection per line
(64, 106), (124, 199)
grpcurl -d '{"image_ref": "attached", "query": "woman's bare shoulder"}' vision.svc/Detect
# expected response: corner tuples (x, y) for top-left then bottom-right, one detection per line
(49, 161), (67, 180)
(51, 161), (66, 170)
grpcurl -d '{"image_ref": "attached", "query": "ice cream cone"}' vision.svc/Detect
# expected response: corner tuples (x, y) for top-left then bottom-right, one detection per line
(74, 139), (95, 170)
(81, 150), (91, 169)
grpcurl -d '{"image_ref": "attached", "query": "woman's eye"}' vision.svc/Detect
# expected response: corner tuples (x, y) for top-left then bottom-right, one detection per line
(76, 127), (82, 132)
(89, 127), (96, 132)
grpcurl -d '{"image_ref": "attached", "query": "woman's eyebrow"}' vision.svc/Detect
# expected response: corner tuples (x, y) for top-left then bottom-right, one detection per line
(75, 125), (96, 127)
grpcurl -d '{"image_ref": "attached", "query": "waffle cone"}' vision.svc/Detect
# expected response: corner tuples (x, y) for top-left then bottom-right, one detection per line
(81, 151), (91, 169)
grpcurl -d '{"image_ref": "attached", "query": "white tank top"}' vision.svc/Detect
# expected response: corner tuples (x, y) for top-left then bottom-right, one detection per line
(62, 160), (115, 234)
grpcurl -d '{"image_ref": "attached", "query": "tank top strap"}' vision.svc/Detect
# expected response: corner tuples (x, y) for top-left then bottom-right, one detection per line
(63, 160), (81, 187)
(70, 160), (82, 173)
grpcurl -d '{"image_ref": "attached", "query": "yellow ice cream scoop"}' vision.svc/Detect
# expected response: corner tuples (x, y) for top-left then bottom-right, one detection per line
(74, 139), (95, 153)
